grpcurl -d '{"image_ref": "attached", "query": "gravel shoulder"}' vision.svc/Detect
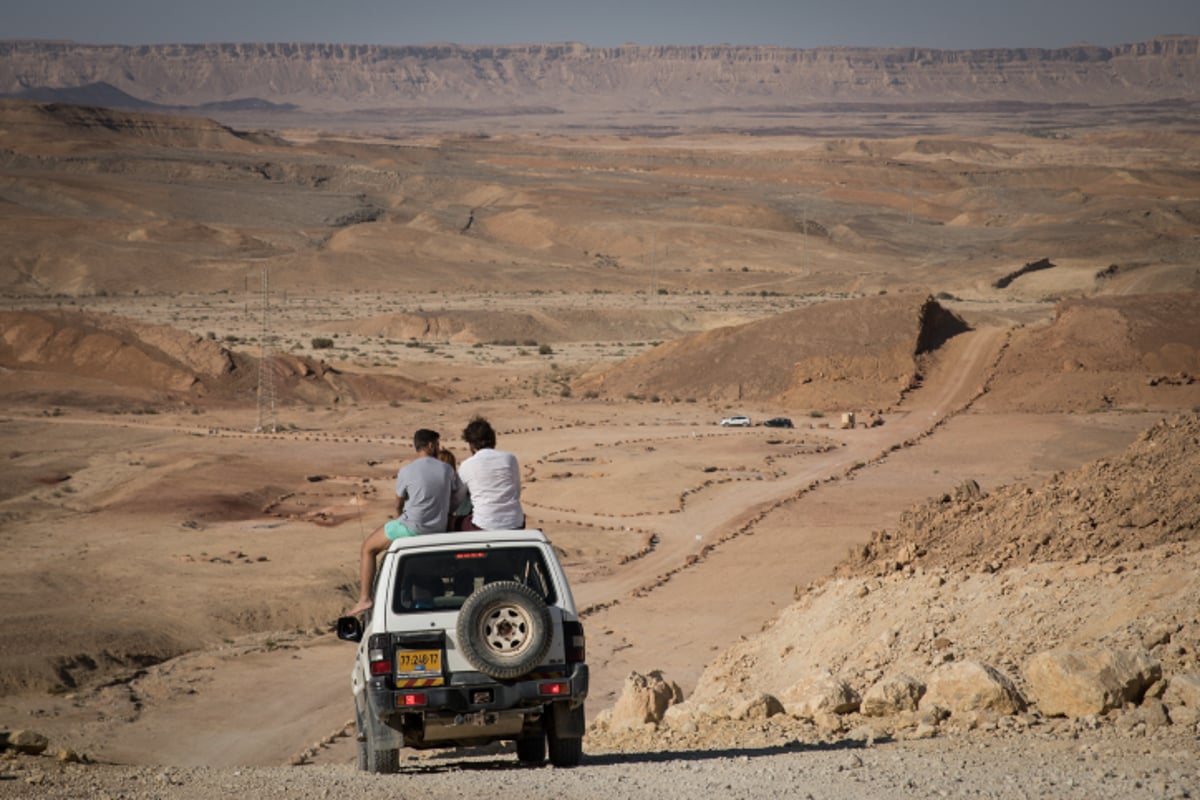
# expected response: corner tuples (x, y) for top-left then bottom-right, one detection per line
(4, 728), (1197, 800)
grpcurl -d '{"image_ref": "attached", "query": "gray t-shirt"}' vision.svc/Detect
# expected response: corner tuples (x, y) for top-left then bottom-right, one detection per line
(394, 456), (460, 534)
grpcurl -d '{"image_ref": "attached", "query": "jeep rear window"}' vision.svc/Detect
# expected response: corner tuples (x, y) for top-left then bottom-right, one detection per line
(391, 546), (558, 613)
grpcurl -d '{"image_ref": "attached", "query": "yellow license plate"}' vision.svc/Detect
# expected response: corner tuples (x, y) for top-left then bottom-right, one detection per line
(395, 649), (442, 676)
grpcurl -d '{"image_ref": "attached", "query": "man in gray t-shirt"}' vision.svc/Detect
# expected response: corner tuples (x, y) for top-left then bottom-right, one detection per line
(392, 448), (461, 537)
(348, 428), (463, 616)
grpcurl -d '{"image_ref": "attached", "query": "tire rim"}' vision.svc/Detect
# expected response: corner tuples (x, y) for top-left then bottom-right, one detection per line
(479, 601), (534, 656)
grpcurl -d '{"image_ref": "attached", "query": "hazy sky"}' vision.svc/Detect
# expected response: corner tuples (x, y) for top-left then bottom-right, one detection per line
(5, 0), (1198, 50)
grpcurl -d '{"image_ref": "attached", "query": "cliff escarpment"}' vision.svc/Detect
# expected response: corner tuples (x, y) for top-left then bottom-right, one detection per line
(1, 38), (1197, 113)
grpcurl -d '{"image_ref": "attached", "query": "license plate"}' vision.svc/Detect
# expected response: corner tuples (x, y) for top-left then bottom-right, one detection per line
(395, 649), (442, 677)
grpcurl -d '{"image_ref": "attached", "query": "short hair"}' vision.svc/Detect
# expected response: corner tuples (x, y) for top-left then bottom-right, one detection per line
(462, 417), (496, 450)
(413, 428), (440, 451)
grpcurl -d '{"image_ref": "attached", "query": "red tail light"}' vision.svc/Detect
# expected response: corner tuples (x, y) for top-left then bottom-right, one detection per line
(399, 693), (427, 707)
(539, 681), (569, 696)
(368, 634), (392, 676)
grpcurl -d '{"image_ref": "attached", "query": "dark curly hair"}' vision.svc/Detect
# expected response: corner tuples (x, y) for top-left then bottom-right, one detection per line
(462, 416), (496, 450)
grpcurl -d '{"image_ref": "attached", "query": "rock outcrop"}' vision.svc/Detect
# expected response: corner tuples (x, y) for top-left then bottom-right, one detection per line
(605, 670), (684, 730)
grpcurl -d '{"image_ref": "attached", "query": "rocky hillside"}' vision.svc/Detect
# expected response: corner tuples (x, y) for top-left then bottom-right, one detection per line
(2, 37), (1198, 113)
(589, 413), (1200, 752)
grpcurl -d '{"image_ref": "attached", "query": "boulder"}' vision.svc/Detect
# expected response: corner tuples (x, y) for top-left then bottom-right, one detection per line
(1163, 673), (1200, 709)
(731, 692), (785, 721)
(609, 670), (684, 729)
(1117, 699), (1170, 734)
(862, 673), (926, 717)
(781, 671), (861, 718)
(1024, 649), (1162, 718)
(1, 729), (49, 755)
(1163, 673), (1200, 728)
(920, 660), (1026, 715)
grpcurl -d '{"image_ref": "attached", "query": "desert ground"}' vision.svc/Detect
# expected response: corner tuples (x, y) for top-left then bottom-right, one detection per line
(0, 98), (1198, 796)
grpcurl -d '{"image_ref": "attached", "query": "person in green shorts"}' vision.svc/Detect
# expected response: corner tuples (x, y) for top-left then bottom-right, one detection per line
(348, 428), (463, 616)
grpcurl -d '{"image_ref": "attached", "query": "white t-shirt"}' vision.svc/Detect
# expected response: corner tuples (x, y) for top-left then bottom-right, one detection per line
(457, 448), (524, 530)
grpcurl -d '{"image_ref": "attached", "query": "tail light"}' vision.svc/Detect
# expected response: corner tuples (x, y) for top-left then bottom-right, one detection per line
(368, 633), (392, 676)
(563, 620), (586, 664)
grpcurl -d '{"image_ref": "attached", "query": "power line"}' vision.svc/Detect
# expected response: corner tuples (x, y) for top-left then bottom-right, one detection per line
(255, 265), (278, 434)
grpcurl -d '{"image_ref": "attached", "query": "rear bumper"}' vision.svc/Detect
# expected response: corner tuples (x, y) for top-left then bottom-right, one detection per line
(367, 662), (588, 721)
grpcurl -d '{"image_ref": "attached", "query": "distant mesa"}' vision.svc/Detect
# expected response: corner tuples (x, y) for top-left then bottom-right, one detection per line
(0, 38), (1197, 118)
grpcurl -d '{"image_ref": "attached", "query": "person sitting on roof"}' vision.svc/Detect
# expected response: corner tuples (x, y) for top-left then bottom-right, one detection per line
(456, 416), (525, 531)
(347, 428), (461, 617)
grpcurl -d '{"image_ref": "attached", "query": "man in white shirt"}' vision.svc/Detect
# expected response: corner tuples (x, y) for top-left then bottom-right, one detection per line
(457, 416), (525, 531)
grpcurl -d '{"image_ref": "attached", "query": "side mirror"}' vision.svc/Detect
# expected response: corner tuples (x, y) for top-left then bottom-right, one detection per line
(336, 615), (363, 642)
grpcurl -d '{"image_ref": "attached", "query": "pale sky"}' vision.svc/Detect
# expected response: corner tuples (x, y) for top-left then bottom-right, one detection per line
(4, 0), (1197, 50)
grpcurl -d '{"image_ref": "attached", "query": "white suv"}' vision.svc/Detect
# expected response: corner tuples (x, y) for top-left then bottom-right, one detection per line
(337, 530), (588, 772)
(720, 415), (751, 427)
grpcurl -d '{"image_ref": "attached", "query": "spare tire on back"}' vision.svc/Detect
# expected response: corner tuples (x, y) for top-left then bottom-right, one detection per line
(457, 581), (553, 679)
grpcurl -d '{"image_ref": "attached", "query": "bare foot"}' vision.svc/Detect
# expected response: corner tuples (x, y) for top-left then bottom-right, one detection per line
(348, 598), (373, 616)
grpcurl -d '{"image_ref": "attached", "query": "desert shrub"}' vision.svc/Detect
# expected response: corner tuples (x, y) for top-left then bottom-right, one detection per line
(538, 343), (554, 355)
(311, 337), (334, 349)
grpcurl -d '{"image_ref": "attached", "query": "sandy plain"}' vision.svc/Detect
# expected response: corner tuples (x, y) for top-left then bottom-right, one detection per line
(0, 98), (1198, 794)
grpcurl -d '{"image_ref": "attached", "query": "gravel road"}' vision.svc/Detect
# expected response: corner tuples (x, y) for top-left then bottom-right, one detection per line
(5, 729), (1196, 800)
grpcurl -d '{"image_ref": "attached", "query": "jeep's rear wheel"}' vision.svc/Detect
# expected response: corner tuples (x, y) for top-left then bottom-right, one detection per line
(361, 718), (399, 774)
(457, 581), (552, 680)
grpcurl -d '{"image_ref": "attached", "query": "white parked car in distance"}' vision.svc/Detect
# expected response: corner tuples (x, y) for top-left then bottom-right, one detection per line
(720, 415), (751, 427)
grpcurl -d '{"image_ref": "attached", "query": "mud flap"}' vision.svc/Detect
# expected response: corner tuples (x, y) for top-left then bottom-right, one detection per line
(550, 699), (586, 737)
